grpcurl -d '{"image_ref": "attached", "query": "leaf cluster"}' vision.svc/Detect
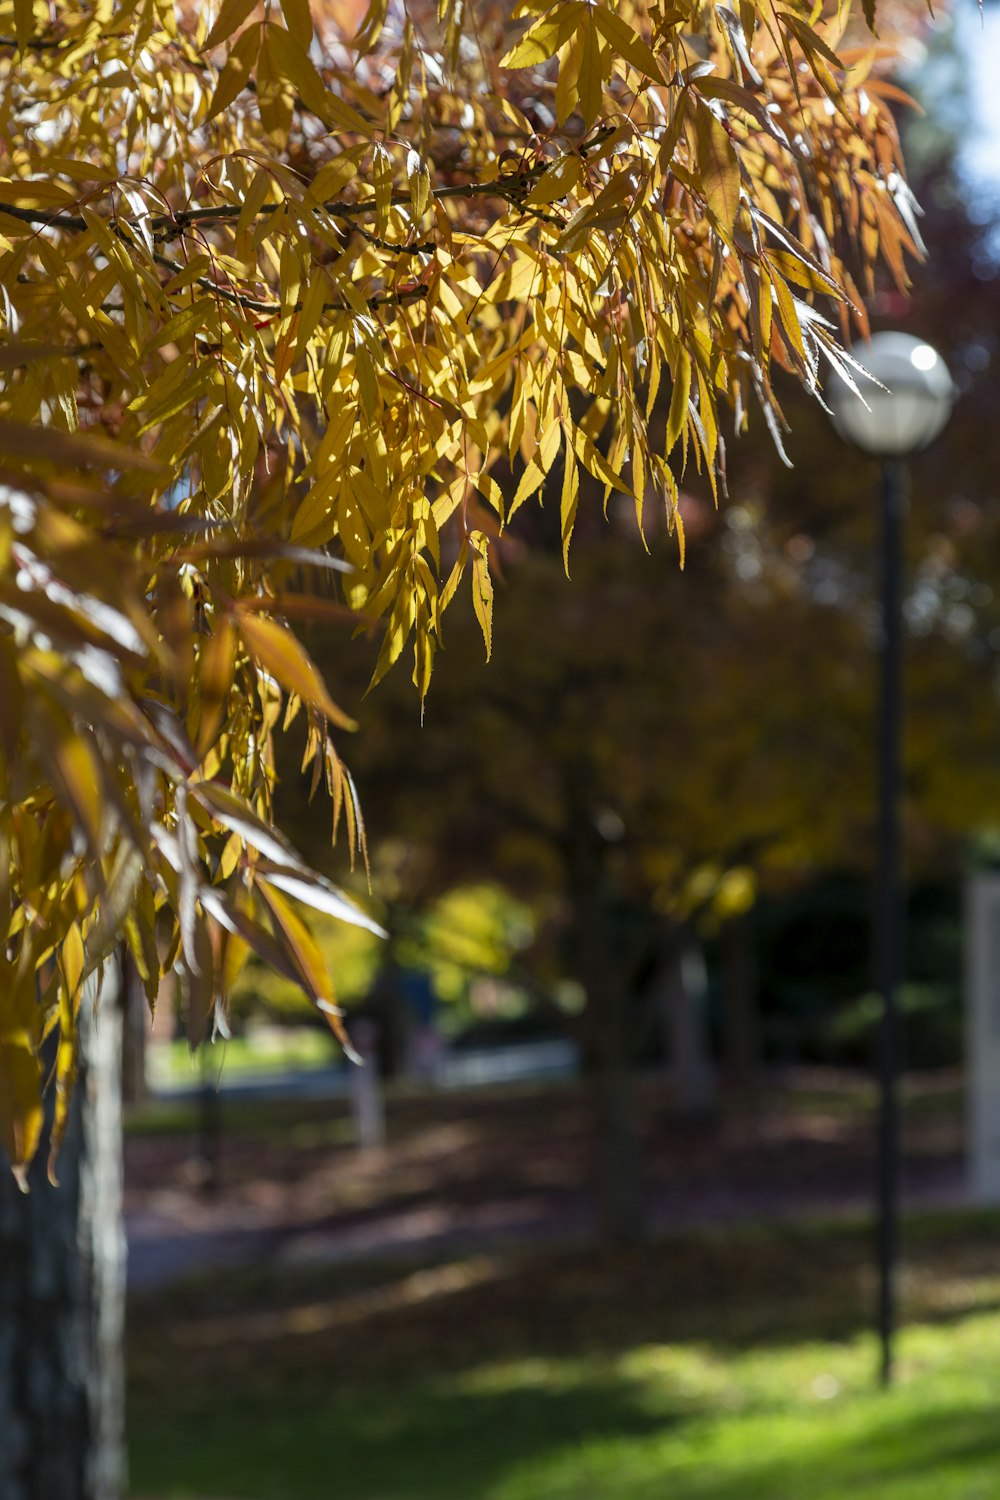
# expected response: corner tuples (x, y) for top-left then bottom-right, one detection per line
(0, 0), (922, 1172)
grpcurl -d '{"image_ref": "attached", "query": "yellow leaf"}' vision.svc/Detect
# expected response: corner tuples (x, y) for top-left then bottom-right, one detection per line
(256, 27), (296, 141)
(508, 458), (546, 521)
(373, 142), (393, 239)
(236, 168), (273, 248)
(13, 0), (34, 50)
(560, 444), (579, 573)
(282, 0), (313, 48)
(770, 268), (806, 362)
(554, 168), (639, 254)
(203, 0), (259, 51)
(593, 8), (663, 82)
(45, 718), (104, 853)
(308, 153), (360, 206)
(578, 17), (603, 130)
(500, 2), (585, 68)
(353, 0), (389, 55)
(666, 347), (692, 454)
(62, 924), (85, 1001)
(259, 882), (330, 1000)
(470, 533), (493, 661)
(406, 147), (430, 219)
(266, 24), (370, 134)
(526, 154), (583, 207)
(0, 1039), (42, 1188)
(538, 419), (562, 476)
(196, 618), (237, 757)
(693, 100), (740, 236)
(767, 248), (841, 297)
(206, 22), (262, 121)
(49, 928), (85, 1181)
(238, 611), (356, 730)
(475, 472), (505, 520)
(221, 925), (250, 995)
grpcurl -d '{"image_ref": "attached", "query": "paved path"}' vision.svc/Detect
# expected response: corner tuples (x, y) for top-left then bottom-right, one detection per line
(127, 1169), (969, 1292)
(126, 1067), (969, 1291)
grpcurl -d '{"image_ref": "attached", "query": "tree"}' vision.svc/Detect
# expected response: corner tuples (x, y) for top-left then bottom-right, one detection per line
(323, 493), (1000, 1238)
(0, 0), (921, 1490)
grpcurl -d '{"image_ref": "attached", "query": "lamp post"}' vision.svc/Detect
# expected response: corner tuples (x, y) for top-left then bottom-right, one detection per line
(828, 332), (955, 1387)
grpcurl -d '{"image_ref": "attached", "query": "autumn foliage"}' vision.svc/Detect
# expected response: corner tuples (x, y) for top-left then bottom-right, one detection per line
(0, 0), (920, 1176)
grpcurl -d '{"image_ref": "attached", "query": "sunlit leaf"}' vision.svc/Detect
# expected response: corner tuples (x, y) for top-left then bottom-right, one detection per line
(203, 0), (259, 52)
(238, 611), (356, 730)
(0, 0), (922, 1176)
(693, 100), (741, 237)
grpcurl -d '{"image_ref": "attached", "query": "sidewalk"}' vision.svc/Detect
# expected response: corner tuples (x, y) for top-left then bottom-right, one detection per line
(125, 1068), (970, 1292)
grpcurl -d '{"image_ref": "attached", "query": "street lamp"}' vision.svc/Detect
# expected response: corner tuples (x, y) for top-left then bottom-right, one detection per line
(829, 332), (954, 457)
(827, 331), (955, 1388)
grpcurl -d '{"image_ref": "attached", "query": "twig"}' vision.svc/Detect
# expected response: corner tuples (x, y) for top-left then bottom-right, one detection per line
(0, 32), (65, 49)
(0, 127), (614, 242)
(152, 250), (427, 317)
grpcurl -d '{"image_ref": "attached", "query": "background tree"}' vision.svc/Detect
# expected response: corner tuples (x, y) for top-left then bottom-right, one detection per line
(0, 0), (925, 1491)
(294, 477), (1000, 1240)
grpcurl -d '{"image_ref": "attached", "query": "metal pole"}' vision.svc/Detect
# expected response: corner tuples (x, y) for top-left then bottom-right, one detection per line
(876, 457), (905, 1387)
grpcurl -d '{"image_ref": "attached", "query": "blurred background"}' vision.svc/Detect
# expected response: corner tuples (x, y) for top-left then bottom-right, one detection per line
(127, 1), (1000, 1495)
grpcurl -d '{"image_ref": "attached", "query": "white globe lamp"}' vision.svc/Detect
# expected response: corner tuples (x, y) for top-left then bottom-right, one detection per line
(828, 332), (955, 459)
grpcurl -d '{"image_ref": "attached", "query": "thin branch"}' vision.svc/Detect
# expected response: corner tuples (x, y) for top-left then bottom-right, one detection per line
(0, 33), (64, 49)
(0, 338), (99, 368)
(352, 222), (437, 257)
(13, 253), (425, 329)
(0, 127), (614, 243)
(234, 593), (365, 626)
(151, 175), (532, 238)
(0, 201), (89, 232)
(152, 250), (428, 317)
(0, 180), (510, 237)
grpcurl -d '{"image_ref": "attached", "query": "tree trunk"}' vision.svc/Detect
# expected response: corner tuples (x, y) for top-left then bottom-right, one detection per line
(589, 979), (646, 1245)
(662, 944), (716, 1119)
(0, 965), (126, 1500)
(563, 769), (647, 1246)
(721, 912), (760, 1100)
(369, 954), (409, 1080)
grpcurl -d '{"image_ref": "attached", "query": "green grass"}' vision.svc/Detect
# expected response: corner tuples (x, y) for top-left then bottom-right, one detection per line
(146, 1028), (336, 1092)
(128, 1214), (1000, 1500)
(129, 1315), (1000, 1500)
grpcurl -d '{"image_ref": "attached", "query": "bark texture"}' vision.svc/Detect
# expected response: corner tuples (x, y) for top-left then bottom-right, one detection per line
(0, 967), (125, 1500)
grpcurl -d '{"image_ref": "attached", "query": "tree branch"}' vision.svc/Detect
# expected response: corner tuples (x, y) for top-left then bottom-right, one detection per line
(0, 127), (614, 244)
(150, 250), (428, 317)
(0, 33), (64, 49)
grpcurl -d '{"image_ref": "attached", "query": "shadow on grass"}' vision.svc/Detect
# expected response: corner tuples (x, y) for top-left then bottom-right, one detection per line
(129, 1210), (1000, 1400)
(128, 1216), (1000, 1497)
(125, 1083), (991, 1500)
(130, 1365), (679, 1500)
(129, 1359), (1000, 1500)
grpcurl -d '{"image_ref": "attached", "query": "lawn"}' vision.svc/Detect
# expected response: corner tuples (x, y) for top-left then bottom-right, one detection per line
(128, 1211), (1000, 1500)
(146, 1027), (338, 1093)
